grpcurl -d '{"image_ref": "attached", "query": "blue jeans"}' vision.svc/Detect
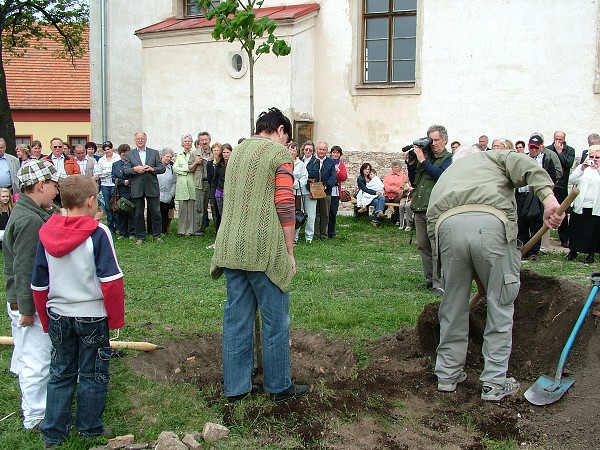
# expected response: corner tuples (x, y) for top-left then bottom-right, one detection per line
(101, 185), (116, 232)
(41, 310), (111, 445)
(222, 269), (291, 396)
(370, 196), (386, 223)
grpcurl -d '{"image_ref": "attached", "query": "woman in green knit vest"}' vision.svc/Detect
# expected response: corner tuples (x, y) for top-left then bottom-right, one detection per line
(210, 107), (309, 403)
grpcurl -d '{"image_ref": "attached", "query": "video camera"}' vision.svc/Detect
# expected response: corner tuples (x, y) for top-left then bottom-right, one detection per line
(402, 137), (433, 164)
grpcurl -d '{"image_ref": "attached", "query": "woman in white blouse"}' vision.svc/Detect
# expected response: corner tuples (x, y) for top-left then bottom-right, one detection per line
(567, 144), (600, 264)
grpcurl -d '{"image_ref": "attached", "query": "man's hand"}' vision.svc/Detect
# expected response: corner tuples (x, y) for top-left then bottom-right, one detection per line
(554, 140), (564, 154)
(19, 314), (34, 327)
(134, 165), (145, 174)
(542, 194), (564, 230)
(413, 146), (426, 163)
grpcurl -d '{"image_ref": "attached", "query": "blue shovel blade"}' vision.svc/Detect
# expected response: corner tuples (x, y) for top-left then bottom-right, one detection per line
(524, 374), (575, 405)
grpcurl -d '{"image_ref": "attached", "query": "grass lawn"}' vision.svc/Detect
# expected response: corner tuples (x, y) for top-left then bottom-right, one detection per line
(0, 216), (592, 449)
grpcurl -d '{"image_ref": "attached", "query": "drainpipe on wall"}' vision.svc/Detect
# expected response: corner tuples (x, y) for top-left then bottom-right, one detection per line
(100, 0), (107, 142)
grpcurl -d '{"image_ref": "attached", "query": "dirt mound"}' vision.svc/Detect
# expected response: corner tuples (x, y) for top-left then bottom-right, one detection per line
(127, 270), (600, 449)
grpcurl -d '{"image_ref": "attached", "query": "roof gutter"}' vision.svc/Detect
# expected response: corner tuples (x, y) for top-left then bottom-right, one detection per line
(100, 0), (107, 141)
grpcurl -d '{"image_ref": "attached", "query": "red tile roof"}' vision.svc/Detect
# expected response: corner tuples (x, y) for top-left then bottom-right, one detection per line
(136, 3), (320, 35)
(3, 30), (90, 110)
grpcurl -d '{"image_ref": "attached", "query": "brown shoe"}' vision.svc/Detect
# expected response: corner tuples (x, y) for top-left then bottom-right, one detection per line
(135, 239), (143, 245)
(370, 221), (380, 227)
(377, 211), (385, 218)
(357, 207), (368, 213)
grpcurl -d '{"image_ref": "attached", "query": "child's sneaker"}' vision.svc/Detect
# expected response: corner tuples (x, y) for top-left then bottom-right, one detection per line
(481, 377), (520, 401)
(437, 371), (467, 392)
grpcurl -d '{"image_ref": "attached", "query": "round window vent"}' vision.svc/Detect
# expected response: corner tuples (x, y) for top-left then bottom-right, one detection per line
(227, 51), (248, 79)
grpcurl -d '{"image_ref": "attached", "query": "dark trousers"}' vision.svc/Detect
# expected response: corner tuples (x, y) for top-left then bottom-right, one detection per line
(148, 201), (172, 235)
(554, 187), (569, 244)
(517, 215), (543, 256)
(328, 195), (340, 237)
(133, 195), (161, 240)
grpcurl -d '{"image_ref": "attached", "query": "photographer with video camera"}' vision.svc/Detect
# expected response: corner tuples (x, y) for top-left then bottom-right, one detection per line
(406, 125), (453, 297)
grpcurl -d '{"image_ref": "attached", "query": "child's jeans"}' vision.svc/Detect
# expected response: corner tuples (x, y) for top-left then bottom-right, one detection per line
(41, 309), (111, 446)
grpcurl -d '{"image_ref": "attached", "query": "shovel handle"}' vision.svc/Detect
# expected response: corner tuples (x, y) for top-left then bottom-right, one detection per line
(520, 188), (579, 256)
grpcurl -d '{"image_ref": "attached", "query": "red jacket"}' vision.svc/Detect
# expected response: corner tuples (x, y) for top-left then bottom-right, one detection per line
(43, 154), (81, 175)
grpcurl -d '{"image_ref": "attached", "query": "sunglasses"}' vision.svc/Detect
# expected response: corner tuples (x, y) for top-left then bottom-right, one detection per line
(528, 144), (541, 149)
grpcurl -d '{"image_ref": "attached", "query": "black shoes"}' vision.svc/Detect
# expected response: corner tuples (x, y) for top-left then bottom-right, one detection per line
(271, 384), (310, 403)
(227, 384), (260, 402)
(419, 281), (433, 289)
(566, 251), (578, 261)
(585, 254), (595, 265)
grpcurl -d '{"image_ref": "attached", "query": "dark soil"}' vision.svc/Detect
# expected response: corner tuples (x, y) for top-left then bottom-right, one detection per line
(128, 270), (600, 449)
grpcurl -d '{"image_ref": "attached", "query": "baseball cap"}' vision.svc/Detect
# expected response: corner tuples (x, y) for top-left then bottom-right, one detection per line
(17, 159), (66, 189)
(528, 135), (543, 146)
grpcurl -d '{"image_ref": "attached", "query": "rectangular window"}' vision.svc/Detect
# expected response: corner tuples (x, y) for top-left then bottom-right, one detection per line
(68, 136), (88, 148)
(186, 0), (221, 17)
(15, 136), (32, 146)
(363, 0), (417, 84)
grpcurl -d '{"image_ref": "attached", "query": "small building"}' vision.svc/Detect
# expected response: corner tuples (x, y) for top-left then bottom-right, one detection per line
(90, 1), (600, 154)
(4, 30), (91, 152)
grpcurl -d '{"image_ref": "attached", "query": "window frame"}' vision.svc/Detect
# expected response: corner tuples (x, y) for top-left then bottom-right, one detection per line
(68, 136), (89, 149)
(15, 135), (32, 147)
(185, 0), (221, 18)
(359, 0), (419, 91)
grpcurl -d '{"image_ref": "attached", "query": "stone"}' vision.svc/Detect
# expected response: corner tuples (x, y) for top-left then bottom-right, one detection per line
(182, 433), (202, 450)
(108, 434), (135, 449)
(126, 444), (149, 450)
(202, 423), (230, 443)
(155, 431), (187, 450)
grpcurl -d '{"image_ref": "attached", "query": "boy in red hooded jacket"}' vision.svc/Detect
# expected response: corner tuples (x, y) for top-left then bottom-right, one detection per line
(31, 175), (124, 449)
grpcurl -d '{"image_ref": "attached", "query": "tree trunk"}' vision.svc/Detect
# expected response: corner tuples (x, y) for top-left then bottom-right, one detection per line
(248, 51), (254, 136)
(0, 32), (16, 156)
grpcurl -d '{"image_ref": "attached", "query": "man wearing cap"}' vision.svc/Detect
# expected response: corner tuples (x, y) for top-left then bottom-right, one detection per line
(516, 134), (557, 260)
(3, 159), (66, 430)
(0, 137), (21, 193)
(545, 131), (575, 247)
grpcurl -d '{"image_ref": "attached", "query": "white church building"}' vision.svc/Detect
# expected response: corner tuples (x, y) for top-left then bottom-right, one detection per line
(89, 0), (600, 155)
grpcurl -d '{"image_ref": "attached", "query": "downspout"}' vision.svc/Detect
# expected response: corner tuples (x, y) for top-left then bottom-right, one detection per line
(100, 0), (107, 141)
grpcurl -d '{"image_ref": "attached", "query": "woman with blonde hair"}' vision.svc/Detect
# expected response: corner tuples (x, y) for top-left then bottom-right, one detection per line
(0, 187), (15, 243)
(15, 144), (31, 166)
(174, 134), (197, 236)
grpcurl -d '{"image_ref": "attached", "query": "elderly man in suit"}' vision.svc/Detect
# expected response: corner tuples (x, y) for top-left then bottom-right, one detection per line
(123, 132), (166, 244)
(73, 144), (97, 178)
(0, 138), (22, 193)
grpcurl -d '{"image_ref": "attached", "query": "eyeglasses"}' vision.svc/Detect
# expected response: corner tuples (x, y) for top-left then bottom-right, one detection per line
(528, 144), (541, 149)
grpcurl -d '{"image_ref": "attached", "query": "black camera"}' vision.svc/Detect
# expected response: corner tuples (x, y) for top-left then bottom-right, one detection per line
(402, 137), (433, 164)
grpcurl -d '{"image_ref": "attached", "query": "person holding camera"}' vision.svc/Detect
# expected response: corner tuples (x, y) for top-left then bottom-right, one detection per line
(566, 145), (600, 264)
(407, 125), (452, 297)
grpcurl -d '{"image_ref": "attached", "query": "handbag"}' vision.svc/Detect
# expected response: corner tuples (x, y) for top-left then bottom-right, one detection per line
(109, 186), (120, 212)
(521, 192), (543, 220)
(340, 189), (351, 202)
(116, 197), (135, 214)
(295, 191), (309, 229)
(309, 181), (326, 200)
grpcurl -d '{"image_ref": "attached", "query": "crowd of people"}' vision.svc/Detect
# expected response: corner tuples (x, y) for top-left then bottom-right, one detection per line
(3, 119), (599, 446)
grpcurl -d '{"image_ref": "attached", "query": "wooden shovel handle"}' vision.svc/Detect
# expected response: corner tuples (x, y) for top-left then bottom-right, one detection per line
(520, 188), (579, 256)
(0, 336), (159, 352)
